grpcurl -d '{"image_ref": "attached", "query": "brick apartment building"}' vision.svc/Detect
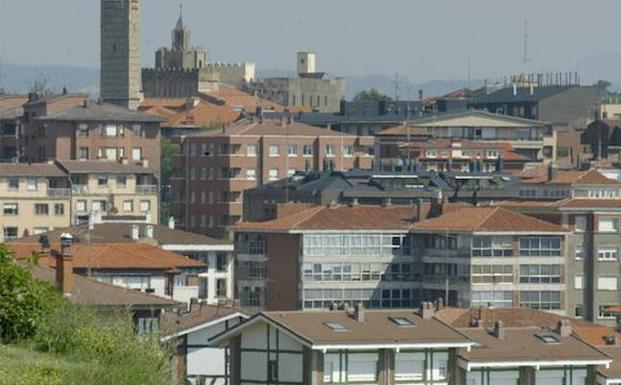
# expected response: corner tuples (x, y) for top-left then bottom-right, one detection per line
(170, 118), (374, 238)
(22, 95), (163, 174)
(0, 95), (28, 161)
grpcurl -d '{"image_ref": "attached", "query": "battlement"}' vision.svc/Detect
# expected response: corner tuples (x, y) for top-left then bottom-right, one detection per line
(207, 62), (254, 69)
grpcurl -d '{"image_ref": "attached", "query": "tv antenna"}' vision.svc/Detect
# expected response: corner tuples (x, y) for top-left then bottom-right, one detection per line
(523, 19), (529, 64)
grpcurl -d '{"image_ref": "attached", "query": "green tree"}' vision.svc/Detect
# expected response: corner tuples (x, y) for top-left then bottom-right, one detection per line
(29, 75), (55, 96)
(353, 88), (392, 102)
(0, 244), (60, 343)
(595, 79), (612, 92)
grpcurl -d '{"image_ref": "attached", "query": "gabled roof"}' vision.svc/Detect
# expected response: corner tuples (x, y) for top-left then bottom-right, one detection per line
(555, 199), (621, 209)
(235, 204), (418, 232)
(163, 101), (242, 128)
(379, 110), (548, 130)
(29, 264), (180, 308)
(204, 85), (284, 112)
(13, 223), (232, 247)
(9, 243), (206, 271)
(37, 101), (164, 123)
(0, 162), (65, 177)
(160, 305), (247, 338)
(521, 168), (621, 185)
(413, 206), (562, 232)
(213, 310), (473, 350)
(186, 119), (356, 138)
(56, 160), (154, 174)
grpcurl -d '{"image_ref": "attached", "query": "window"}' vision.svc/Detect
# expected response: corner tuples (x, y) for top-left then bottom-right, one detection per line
(390, 316), (415, 327)
(79, 147), (89, 160)
(519, 237), (561, 256)
(575, 305), (584, 317)
(267, 360), (278, 382)
(26, 178), (37, 191)
(395, 352), (424, 381)
(54, 203), (64, 215)
(216, 253), (227, 272)
(471, 236), (513, 257)
(131, 124), (143, 137)
(33, 227), (48, 235)
(344, 145), (354, 156)
(472, 265), (513, 283)
(3, 203), (18, 215)
(246, 168), (256, 180)
(116, 176), (127, 187)
(425, 150), (438, 158)
(600, 305), (617, 319)
(123, 200), (133, 212)
(132, 147), (142, 161)
(598, 276), (618, 291)
(519, 265), (561, 283)
(139, 200), (151, 212)
(76, 200), (86, 212)
(246, 144), (257, 156)
(287, 169), (296, 177)
(34, 203), (49, 215)
(325, 144), (335, 157)
(77, 123), (89, 136)
(288, 144), (298, 157)
(574, 275), (583, 289)
(200, 168), (206, 180)
(216, 278), (227, 298)
(103, 124), (119, 137)
(3, 226), (18, 239)
(471, 291), (513, 308)
(347, 354), (378, 383)
(575, 216), (586, 232)
(269, 144), (279, 157)
(269, 168), (279, 181)
(536, 334), (559, 344)
(599, 247), (618, 261)
(303, 144), (313, 156)
(599, 217), (619, 232)
(8, 178), (18, 190)
(325, 322), (348, 331)
(575, 245), (584, 260)
(137, 317), (158, 334)
(190, 168), (196, 180)
(91, 200), (107, 213)
(97, 176), (108, 186)
(519, 291), (561, 310)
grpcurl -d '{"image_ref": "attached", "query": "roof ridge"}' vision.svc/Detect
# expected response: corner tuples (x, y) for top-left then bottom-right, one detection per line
(289, 206), (326, 229)
(475, 206), (500, 230)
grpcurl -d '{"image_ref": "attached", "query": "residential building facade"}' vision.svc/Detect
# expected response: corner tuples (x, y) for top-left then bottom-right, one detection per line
(171, 118), (374, 238)
(0, 95), (28, 161)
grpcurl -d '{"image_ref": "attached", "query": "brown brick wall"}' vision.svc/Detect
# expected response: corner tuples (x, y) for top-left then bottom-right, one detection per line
(266, 233), (300, 311)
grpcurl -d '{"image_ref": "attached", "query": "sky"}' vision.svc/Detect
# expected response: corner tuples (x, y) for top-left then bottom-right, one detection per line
(1, 0), (620, 82)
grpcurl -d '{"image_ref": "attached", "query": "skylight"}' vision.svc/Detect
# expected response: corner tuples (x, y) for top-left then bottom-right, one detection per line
(536, 334), (560, 344)
(325, 322), (348, 332)
(390, 316), (415, 327)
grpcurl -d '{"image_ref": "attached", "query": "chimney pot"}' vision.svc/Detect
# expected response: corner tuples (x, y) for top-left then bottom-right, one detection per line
(557, 319), (572, 337)
(420, 301), (435, 320)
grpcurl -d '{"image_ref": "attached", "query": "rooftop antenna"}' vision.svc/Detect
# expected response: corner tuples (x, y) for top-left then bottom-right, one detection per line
(523, 19), (529, 65)
(467, 55), (472, 88)
(392, 73), (401, 101)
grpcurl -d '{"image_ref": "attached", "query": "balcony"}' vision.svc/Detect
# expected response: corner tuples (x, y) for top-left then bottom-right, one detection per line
(136, 185), (158, 195)
(47, 188), (71, 198)
(71, 185), (88, 194)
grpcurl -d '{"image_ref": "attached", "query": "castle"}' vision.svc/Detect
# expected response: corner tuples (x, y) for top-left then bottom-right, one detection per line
(141, 8), (255, 98)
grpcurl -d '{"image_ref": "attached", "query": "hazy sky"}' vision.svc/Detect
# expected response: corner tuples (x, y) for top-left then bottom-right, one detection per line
(1, 0), (620, 82)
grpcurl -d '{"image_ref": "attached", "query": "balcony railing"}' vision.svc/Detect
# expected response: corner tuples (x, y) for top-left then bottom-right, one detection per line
(71, 185), (88, 194)
(136, 185), (158, 194)
(47, 188), (71, 197)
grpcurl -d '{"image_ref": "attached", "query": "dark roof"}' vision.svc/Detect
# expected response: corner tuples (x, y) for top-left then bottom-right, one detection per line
(160, 305), (246, 337)
(29, 264), (180, 308)
(36, 102), (164, 123)
(472, 86), (579, 104)
(0, 162), (66, 177)
(56, 160), (155, 174)
(14, 223), (231, 246)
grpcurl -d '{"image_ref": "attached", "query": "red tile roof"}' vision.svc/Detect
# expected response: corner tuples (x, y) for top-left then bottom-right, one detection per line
(187, 119), (356, 138)
(414, 206), (563, 232)
(163, 101), (242, 128)
(521, 169), (620, 185)
(204, 85), (285, 112)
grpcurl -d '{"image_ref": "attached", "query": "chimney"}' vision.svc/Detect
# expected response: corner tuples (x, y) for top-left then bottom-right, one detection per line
(512, 83), (517, 96)
(82, 99), (89, 108)
(435, 297), (444, 311)
(168, 216), (175, 230)
(547, 163), (558, 182)
(605, 335), (616, 346)
(344, 303), (354, 317)
(383, 197), (393, 207)
(420, 302), (434, 320)
(354, 302), (365, 323)
(493, 321), (505, 340)
(418, 89), (424, 101)
(131, 224), (140, 241)
(144, 225), (154, 239)
(56, 233), (75, 296)
(190, 298), (200, 313)
(350, 197), (359, 207)
(529, 83), (534, 96)
(557, 320), (572, 338)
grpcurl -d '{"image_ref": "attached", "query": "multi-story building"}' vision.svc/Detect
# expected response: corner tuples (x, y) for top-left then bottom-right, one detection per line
(0, 160), (159, 242)
(0, 95), (28, 161)
(0, 162), (71, 241)
(15, 221), (235, 306)
(375, 110), (552, 162)
(518, 167), (621, 201)
(23, 98), (163, 174)
(582, 119), (621, 161)
(243, 52), (345, 113)
(234, 204), (428, 311)
(412, 206), (570, 310)
(171, 118), (374, 237)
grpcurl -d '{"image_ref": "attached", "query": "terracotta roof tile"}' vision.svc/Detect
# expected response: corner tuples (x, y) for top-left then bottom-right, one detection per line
(556, 199), (621, 209)
(187, 119), (357, 138)
(164, 101), (242, 128)
(521, 169), (620, 185)
(160, 305), (246, 337)
(140, 98), (188, 109)
(435, 307), (590, 329)
(414, 206), (562, 232)
(204, 85), (285, 112)
(0, 162), (65, 177)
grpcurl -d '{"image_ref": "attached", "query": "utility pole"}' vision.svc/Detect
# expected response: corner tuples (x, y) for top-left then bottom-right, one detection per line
(523, 19), (529, 65)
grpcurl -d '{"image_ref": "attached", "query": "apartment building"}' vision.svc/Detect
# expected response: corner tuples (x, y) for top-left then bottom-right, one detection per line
(0, 94), (28, 161)
(16, 221), (235, 305)
(234, 204), (432, 311)
(22, 96), (162, 174)
(0, 163), (71, 241)
(212, 305), (475, 385)
(56, 160), (159, 225)
(518, 167), (621, 200)
(0, 161), (159, 242)
(412, 206), (570, 311)
(171, 118), (374, 238)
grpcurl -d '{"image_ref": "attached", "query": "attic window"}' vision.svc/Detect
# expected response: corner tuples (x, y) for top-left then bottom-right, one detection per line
(536, 334), (560, 344)
(325, 322), (348, 332)
(390, 316), (415, 327)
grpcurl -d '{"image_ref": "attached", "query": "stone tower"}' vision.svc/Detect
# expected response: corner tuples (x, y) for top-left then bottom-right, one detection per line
(172, 8), (190, 51)
(297, 52), (316, 74)
(100, 0), (142, 110)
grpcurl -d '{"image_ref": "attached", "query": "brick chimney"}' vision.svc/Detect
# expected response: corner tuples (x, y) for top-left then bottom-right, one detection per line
(557, 320), (572, 338)
(420, 301), (434, 320)
(56, 233), (75, 296)
(493, 321), (505, 340)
